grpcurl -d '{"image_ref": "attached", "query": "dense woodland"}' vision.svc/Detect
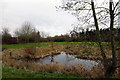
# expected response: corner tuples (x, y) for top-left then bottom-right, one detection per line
(2, 27), (120, 44)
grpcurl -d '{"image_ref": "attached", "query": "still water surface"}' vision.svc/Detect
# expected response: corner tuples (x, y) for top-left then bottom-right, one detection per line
(38, 52), (100, 70)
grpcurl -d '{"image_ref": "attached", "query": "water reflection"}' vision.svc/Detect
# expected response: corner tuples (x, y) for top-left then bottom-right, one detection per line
(51, 55), (54, 62)
(38, 52), (100, 70)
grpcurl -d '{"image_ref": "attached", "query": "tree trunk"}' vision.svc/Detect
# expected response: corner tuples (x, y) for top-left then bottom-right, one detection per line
(91, 0), (114, 78)
(107, 0), (117, 77)
(91, 0), (106, 60)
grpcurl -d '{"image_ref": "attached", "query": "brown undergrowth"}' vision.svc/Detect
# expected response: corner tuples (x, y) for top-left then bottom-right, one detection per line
(3, 44), (112, 60)
(2, 54), (120, 78)
(2, 56), (103, 78)
(64, 45), (112, 60)
(2, 44), (119, 78)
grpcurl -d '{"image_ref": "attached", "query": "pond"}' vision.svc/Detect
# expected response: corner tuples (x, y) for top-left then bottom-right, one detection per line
(37, 52), (100, 70)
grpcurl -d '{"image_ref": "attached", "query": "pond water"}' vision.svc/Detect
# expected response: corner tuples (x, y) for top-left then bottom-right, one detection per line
(37, 52), (100, 70)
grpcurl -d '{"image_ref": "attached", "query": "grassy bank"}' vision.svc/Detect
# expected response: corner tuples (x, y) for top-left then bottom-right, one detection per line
(2, 42), (120, 78)
(2, 66), (82, 78)
(2, 42), (112, 60)
(2, 42), (110, 49)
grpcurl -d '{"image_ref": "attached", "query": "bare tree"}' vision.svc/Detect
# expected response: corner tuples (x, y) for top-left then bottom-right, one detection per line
(15, 22), (34, 43)
(40, 31), (49, 38)
(2, 28), (12, 44)
(30, 29), (41, 43)
(60, 0), (120, 78)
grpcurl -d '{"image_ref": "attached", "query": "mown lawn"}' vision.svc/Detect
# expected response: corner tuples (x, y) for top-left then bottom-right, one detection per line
(2, 42), (110, 49)
(2, 66), (82, 78)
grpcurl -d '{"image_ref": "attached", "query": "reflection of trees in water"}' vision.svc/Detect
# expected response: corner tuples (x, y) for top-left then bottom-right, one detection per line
(51, 55), (54, 62)
(65, 54), (76, 64)
(50, 53), (76, 64)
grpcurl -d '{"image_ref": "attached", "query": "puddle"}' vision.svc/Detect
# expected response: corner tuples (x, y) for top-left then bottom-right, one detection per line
(37, 52), (100, 70)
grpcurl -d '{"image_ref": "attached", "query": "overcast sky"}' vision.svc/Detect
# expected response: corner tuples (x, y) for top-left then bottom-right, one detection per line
(0, 0), (77, 37)
(0, 0), (119, 37)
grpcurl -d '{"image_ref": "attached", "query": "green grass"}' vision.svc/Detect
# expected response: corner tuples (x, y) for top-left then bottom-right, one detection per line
(2, 42), (97, 49)
(2, 66), (82, 78)
(2, 42), (111, 49)
(2, 42), (52, 49)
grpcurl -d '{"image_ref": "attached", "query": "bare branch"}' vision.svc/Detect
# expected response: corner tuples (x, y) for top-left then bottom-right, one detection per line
(114, 4), (120, 14)
(81, 15), (93, 27)
(99, 21), (109, 27)
(114, 11), (120, 18)
(75, 8), (91, 11)
(74, 1), (91, 6)
(96, 7), (109, 10)
(113, 1), (120, 11)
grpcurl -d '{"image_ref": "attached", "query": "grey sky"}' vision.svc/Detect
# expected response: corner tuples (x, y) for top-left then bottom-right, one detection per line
(0, 0), (77, 37)
(0, 0), (119, 37)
